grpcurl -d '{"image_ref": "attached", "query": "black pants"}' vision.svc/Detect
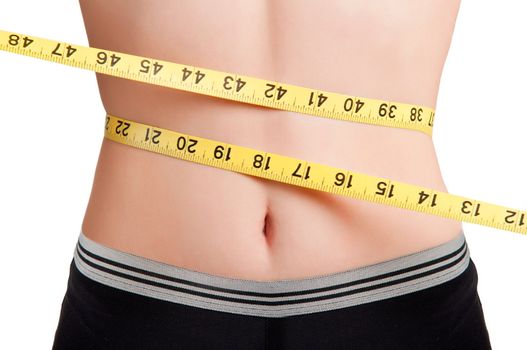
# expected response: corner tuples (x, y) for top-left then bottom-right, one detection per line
(53, 233), (492, 349)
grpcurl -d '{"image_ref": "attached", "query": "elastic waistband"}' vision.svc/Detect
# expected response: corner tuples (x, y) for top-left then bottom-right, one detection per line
(74, 230), (470, 318)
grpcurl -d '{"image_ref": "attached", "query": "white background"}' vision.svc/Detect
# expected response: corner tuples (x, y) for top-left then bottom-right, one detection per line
(1, 1), (526, 349)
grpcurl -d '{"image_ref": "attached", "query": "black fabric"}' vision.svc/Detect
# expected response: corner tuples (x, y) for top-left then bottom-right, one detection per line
(53, 258), (492, 350)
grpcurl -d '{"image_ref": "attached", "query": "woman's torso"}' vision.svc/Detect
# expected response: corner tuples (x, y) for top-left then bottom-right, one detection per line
(79, 0), (463, 280)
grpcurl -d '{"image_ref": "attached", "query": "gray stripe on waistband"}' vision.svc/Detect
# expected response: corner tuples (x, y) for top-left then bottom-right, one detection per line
(73, 229), (470, 318)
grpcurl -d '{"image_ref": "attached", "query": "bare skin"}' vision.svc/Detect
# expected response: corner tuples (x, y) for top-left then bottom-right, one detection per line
(79, 0), (463, 281)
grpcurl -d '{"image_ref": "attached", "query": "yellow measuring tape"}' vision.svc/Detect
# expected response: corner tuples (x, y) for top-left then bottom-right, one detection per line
(1, 29), (526, 236)
(0, 30), (434, 136)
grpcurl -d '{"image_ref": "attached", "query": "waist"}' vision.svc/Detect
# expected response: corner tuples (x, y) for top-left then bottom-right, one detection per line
(81, 108), (462, 281)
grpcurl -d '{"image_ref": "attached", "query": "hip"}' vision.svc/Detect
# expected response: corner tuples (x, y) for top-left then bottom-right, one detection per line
(53, 230), (491, 349)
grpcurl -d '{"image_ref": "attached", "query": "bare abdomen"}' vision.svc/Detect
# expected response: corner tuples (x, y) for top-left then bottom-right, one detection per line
(79, 0), (463, 280)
